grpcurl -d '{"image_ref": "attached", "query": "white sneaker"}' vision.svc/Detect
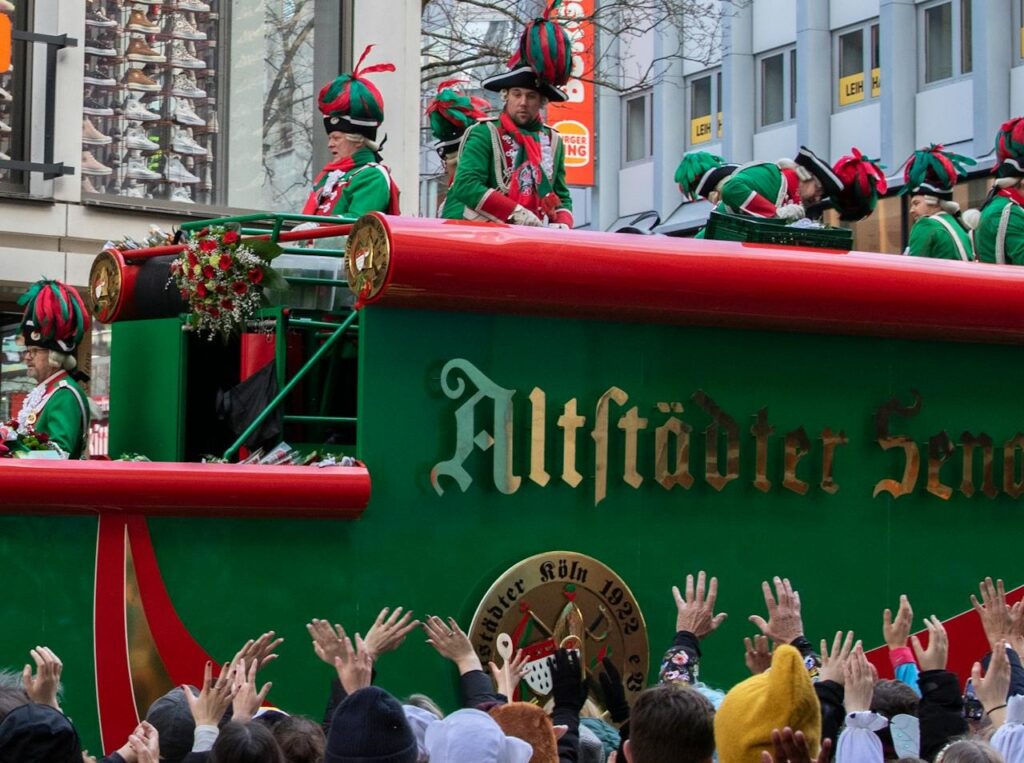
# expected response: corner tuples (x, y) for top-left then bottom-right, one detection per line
(170, 40), (205, 68)
(124, 184), (147, 197)
(165, 157), (199, 183)
(171, 71), (206, 98)
(171, 126), (205, 155)
(176, 0), (211, 11)
(170, 13), (206, 40)
(0, 119), (10, 133)
(0, 86), (10, 100)
(81, 150), (113, 175)
(0, 150), (10, 161)
(124, 98), (160, 122)
(125, 126), (160, 152)
(126, 158), (162, 181)
(170, 186), (195, 203)
(173, 98), (205, 127)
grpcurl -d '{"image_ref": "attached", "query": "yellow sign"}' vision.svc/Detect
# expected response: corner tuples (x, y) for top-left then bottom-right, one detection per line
(839, 71), (865, 106)
(871, 67), (881, 98)
(717, 111), (723, 139)
(0, 14), (10, 75)
(690, 115), (712, 145)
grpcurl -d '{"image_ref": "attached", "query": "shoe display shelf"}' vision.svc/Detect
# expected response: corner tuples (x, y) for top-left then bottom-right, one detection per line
(0, 2), (15, 182)
(82, 0), (220, 205)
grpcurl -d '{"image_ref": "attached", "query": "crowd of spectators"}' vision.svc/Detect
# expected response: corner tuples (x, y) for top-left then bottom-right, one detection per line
(2, 574), (1024, 763)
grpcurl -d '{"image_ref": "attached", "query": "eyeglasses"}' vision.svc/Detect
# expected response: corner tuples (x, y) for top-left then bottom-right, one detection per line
(20, 348), (44, 360)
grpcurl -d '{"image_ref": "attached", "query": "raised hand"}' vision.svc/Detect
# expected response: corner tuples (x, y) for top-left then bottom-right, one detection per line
(127, 721), (160, 763)
(818, 631), (858, 685)
(230, 631), (283, 675)
(308, 619), (349, 669)
(327, 630), (372, 694)
(489, 647), (528, 699)
(911, 615), (949, 672)
(549, 649), (587, 713)
(749, 577), (805, 644)
(423, 616), (482, 674)
(972, 578), (1014, 648)
(745, 635), (772, 675)
(883, 595), (914, 649)
(760, 727), (833, 763)
(231, 659), (272, 723)
(22, 646), (63, 710)
(363, 607), (420, 662)
(843, 646), (875, 712)
(672, 571), (728, 639)
(971, 641), (1011, 724)
(184, 661), (238, 726)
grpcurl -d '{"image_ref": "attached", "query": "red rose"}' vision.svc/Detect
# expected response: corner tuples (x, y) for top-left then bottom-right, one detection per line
(209, 307), (220, 318)
(248, 268), (264, 284)
(218, 254), (232, 271)
(199, 227), (209, 236)
(220, 298), (234, 310)
(216, 284), (226, 294)
(187, 252), (198, 267)
(199, 239), (217, 253)
(196, 283), (208, 298)
(36, 432), (49, 443)
(202, 265), (215, 279)
(223, 230), (239, 244)
(232, 281), (248, 295)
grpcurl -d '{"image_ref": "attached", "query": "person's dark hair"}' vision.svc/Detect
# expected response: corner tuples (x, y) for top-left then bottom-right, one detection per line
(872, 679), (920, 718)
(628, 685), (715, 763)
(270, 716), (325, 763)
(0, 686), (29, 722)
(210, 721), (285, 763)
(935, 740), (1004, 763)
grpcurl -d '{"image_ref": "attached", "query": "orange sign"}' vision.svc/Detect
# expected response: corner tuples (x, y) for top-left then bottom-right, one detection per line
(548, 0), (595, 187)
(0, 14), (10, 75)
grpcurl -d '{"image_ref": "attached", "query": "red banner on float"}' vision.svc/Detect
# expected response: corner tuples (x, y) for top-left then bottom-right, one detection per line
(547, 0), (595, 187)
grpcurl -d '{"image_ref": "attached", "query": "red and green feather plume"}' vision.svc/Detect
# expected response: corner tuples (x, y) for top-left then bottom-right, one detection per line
(995, 117), (1024, 163)
(18, 279), (91, 350)
(318, 44), (395, 124)
(425, 80), (490, 144)
(512, 0), (573, 87)
(900, 144), (975, 195)
(674, 151), (726, 199)
(831, 148), (887, 221)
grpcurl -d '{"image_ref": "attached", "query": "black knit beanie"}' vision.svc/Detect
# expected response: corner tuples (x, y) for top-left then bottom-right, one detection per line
(325, 687), (417, 763)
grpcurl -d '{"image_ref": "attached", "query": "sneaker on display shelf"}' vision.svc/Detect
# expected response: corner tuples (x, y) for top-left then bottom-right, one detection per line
(126, 158), (162, 181)
(170, 13), (206, 40)
(82, 117), (113, 145)
(124, 185), (147, 198)
(171, 126), (205, 155)
(165, 156), (199, 184)
(85, 6), (118, 27)
(170, 186), (195, 204)
(83, 96), (114, 116)
(123, 67), (161, 92)
(206, 110), (219, 133)
(172, 98), (205, 127)
(0, 86), (10, 100)
(84, 34), (117, 57)
(127, 36), (166, 63)
(81, 151), (113, 175)
(123, 97), (160, 122)
(82, 176), (99, 193)
(0, 150), (9, 161)
(171, 71), (206, 98)
(170, 40), (205, 68)
(127, 9), (161, 33)
(84, 67), (116, 86)
(176, 0), (211, 11)
(125, 126), (160, 152)
(0, 120), (9, 133)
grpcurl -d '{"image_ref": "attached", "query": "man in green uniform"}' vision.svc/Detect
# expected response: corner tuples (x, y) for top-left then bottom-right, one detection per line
(901, 145), (975, 261)
(3, 280), (91, 459)
(442, 7), (574, 228)
(974, 117), (1024, 265)
(715, 147), (843, 221)
(426, 80), (490, 216)
(301, 45), (400, 219)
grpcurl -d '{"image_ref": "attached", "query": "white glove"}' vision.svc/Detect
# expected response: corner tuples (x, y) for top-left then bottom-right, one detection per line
(291, 222), (321, 233)
(509, 205), (543, 227)
(776, 203), (806, 221)
(549, 223), (571, 230)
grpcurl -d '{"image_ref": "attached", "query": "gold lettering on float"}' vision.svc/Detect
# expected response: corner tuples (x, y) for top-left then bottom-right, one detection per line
(654, 402), (694, 491)
(618, 407), (649, 489)
(593, 387), (628, 505)
(557, 398), (585, 489)
(693, 390), (740, 492)
(1002, 434), (1024, 499)
(783, 427), (811, 495)
(820, 428), (848, 495)
(529, 388), (550, 487)
(960, 432), (997, 499)
(751, 408), (774, 493)
(872, 391), (922, 499)
(926, 432), (955, 500)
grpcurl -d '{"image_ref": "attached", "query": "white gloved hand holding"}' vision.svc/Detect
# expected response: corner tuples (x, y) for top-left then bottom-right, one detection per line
(291, 222), (321, 233)
(509, 205), (543, 227)
(775, 203), (806, 221)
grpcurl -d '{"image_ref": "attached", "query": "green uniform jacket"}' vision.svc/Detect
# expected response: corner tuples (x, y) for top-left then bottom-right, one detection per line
(716, 162), (799, 218)
(974, 194), (1024, 265)
(906, 213), (973, 261)
(15, 374), (90, 459)
(305, 147), (397, 219)
(442, 119), (573, 226)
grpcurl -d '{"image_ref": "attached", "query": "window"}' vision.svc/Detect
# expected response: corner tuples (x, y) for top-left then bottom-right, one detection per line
(921, 0), (971, 85)
(1020, 0), (1024, 61)
(758, 47), (795, 127)
(622, 91), (652, 164)
(81, 0), (343, 211)
(835, 21), (881, 108)
(687, 69), (722, 146)
(0, 1), (29, 195)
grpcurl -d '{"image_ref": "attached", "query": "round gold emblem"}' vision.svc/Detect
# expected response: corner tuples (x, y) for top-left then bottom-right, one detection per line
(469, 551), (649, 706)
(345, 213), (391, 304)
(89, 250), (123, 323)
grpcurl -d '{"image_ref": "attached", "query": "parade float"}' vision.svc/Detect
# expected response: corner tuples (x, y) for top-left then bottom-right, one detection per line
(3, 211), (1024, 752)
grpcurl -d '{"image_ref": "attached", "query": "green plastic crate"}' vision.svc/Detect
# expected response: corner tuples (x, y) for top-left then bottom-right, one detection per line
(704, 210), (853, 250)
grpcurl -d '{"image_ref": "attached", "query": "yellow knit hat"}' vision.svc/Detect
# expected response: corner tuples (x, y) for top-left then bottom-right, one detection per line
(713, 645), (821, 763)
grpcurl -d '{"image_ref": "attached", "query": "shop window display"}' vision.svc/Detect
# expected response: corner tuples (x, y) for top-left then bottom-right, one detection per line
(0, 0), (21, 189)
(82, 0), (220, 204)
